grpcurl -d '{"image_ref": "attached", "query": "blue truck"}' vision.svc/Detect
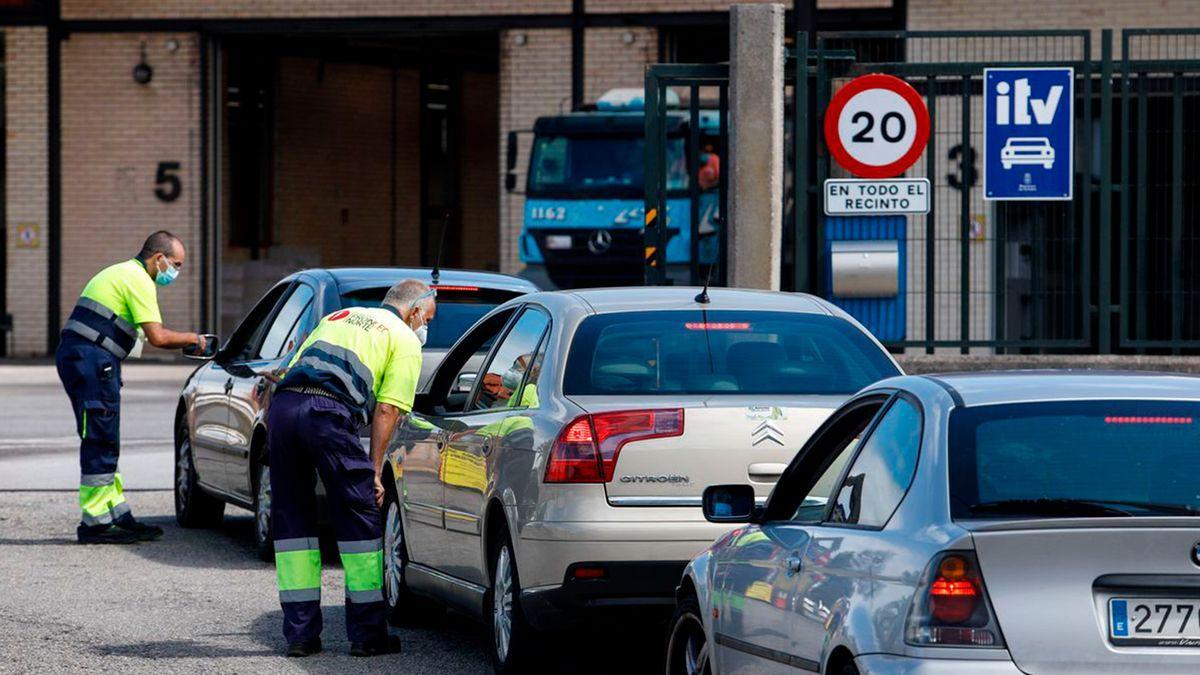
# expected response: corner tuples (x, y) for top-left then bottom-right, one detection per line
(506, 89), (722, 289)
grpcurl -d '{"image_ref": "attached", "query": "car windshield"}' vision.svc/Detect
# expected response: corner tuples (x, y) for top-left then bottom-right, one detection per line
(528, 135), (687, 196)
(949, 400), (1200, 519)
(340, 286), (521, 350)
(563, 310), (899, 396)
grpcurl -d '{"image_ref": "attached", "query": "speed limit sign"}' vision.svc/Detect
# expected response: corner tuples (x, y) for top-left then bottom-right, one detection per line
(824, 73), (930, 179)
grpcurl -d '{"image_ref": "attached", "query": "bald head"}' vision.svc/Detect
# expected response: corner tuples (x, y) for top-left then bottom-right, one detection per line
(139, 230), (184, 260)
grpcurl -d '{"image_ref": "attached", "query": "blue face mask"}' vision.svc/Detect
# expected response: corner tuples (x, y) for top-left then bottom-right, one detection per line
(155, 257), (180, 286)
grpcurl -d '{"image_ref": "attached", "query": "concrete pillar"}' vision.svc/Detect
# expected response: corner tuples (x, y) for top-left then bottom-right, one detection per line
(727, 3), (784, 290)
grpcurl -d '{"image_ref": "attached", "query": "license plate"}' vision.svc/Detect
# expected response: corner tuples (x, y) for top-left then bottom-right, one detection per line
(1110, 598), (1200, 647)
(544, 235), (572, 250)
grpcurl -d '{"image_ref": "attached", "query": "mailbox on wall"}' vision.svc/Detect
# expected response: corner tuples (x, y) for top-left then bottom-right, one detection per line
(823, 216), (907, 343)
(830, 240), (899, 298)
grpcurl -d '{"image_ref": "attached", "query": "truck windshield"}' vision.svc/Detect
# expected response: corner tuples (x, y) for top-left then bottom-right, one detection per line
(528, 135), (687, 197)
(948, 400), (1200, 519)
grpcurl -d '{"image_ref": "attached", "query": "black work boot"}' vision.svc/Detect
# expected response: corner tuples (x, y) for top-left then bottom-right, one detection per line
(114, 514), (164, 541)
(349, 635), (402, 657)
(77, 524), (141, 544)
(286, 637), (322, 658)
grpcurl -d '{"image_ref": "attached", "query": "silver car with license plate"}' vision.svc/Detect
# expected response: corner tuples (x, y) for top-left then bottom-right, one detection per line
(380, 287), (899, 673)
(670, 372), (1200, 675)
(173, 267), (536, 561)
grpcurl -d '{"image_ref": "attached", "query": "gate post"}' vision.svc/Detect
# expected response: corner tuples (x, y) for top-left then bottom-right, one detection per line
(1099, 29), (1113, 353)
(728, 3), (785, 290)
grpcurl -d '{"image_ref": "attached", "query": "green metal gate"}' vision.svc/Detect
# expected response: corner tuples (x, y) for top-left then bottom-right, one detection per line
(645, 28), (1200, 355)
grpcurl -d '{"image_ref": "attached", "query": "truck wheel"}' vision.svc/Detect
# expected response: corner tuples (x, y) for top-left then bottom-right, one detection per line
(174, 420), (224, 528)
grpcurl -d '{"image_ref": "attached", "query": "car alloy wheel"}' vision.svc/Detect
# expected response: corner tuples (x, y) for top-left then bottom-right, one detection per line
(384, 500), (405, 610)
(492, 544), (514, 663)
(667, 596), (712, 675)
(175, 436), (193, 513)
(255, 464), (271, 549)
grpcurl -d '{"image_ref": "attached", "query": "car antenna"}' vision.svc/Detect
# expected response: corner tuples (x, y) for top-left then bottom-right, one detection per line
(694, 263), (714, 304)
(431, 209), (451, 287)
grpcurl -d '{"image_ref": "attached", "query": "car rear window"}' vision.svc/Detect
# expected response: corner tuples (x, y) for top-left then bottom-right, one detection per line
(563, 310), (898, 396)
(949, 400), (1200, 519)
(340, 286), (521, 350)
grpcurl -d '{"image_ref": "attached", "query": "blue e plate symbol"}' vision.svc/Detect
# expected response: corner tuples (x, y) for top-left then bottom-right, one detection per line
(983, 67), (1073, 201)
(1111, 600), (1129, 637)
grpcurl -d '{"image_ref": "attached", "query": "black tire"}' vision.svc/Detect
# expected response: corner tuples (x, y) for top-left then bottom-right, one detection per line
(174, 418), (224, 528)
(252, 460), (273, 562)
(486, 525), (534, 674)
(381, 478), (422, 625)
(665, 593), (711, 675)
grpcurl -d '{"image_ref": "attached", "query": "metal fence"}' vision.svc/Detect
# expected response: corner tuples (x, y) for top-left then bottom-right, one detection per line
(644, 28), (1200, 354)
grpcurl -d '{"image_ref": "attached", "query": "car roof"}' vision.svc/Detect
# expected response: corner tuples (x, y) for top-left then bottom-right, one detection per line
(916, 370), (1200, 407)
(536, 287), (832, 314)
(286, 267), (540, 295)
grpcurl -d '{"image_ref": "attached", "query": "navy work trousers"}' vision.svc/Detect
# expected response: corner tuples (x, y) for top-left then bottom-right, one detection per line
(267, 389), (387, 645)
(55, 333), (131, 528)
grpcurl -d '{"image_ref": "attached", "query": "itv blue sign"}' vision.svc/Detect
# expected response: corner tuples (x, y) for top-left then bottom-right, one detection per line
(983, 67), (1073, 201)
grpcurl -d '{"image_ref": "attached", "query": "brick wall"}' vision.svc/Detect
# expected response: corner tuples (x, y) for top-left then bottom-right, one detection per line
(584, 27), (658, 103)
(60, 33), (202, 348)
(498, 29), (571, 275)
(909, 0), (1200, 52)
(61, 1), (571, 20)
(5, 27), (47, 356)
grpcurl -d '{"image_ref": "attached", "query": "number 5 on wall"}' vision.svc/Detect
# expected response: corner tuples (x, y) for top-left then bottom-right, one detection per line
(155, 161), (182, 202)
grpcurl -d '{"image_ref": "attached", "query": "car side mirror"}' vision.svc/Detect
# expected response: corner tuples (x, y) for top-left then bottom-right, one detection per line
(183, 334), (220, 361)
(453, 372), (477, 394)
(702, 484), (759, 524)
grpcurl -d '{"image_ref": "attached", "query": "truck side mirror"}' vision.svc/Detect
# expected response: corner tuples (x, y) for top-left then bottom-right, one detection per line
(506, 131), (518, 172)
(505, 173), (517, 193)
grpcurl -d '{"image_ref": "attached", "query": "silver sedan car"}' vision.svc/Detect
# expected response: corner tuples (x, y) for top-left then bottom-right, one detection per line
(381, 287), (900, 673)
(671, 372), (1200, 675)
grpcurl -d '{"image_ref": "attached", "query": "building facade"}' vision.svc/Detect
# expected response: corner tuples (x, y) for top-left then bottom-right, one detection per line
(1, 0), (1197, 355)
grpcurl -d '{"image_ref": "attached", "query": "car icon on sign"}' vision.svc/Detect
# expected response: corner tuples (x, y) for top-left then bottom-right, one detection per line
(1001, 137), (1055, 169)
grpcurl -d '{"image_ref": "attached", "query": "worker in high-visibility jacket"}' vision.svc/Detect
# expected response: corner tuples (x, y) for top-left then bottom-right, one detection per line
(56, 230), (207, 544)
(267, 279), (435, 658)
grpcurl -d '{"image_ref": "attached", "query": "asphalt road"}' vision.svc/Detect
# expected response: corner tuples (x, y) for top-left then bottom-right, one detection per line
(0, 364), (669, 673)
(0, 363), (190, 490)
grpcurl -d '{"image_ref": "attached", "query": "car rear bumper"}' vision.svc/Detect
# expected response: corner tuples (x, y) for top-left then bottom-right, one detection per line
(855, 654), (1022, 674)
(519, 561), (686, 631)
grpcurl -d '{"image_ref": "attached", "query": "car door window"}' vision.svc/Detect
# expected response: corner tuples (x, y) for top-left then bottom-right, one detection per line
(513, 337), (548, 409)
(224, 284), (290, 362)
(429, 308), (517, 415)
(791, 434), (861, 522)
(471, 308), (550, 412)
(256, 284), (315, 360)
(827, 397), (922, 528)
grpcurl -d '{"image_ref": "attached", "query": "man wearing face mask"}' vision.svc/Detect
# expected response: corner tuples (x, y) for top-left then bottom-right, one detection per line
(265, 279), (435, 658)
(56, 230), (207, 544)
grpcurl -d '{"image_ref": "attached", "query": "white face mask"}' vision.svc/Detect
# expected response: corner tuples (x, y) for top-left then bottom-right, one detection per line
(501, 366), (523, 390)
(414, 324), (428, 346)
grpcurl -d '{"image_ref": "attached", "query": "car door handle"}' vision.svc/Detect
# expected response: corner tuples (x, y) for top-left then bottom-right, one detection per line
(784, 554), (803, 576)
(254, 377), (269, 396)
(435, 433), (446, 452)
(482, 436), (495, 455)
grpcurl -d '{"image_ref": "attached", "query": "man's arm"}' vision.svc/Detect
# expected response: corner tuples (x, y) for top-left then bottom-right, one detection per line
(370, 402), (406, 506)
(141, 322), (203, 351)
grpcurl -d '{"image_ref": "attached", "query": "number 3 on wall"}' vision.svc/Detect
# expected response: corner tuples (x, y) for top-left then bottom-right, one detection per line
(155, 161), (182, 202)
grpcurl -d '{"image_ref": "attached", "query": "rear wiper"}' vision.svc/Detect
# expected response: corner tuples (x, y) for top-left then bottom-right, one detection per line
(967, 498), (1134, 518)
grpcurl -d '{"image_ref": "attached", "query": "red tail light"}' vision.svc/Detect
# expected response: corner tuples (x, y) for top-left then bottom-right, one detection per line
(906, 552), (1005, 648)
(544, 409), (684, 483)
